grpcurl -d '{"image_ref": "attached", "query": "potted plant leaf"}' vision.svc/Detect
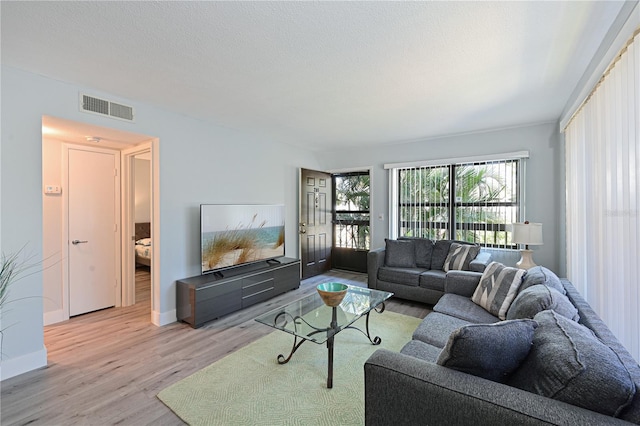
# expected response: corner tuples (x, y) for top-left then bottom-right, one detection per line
(0, 246), (39, 357)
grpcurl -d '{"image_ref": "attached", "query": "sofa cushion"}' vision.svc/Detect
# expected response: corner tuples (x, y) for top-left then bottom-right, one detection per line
(412, 312), (472, 348)
(418, 270), (446, 292)
(472, 262), (526, 320)
(508, 310), (636, 418)
(436, 319), (537, 383)
(506, 284), (579, 322)
(519, 265), (565, 295)
(400, 237), (434, 269)
(443, 242), (480, 272)
(377, 266), (424, 287)
(400, 339), (441, 362)
(431, 240), (453, 271)
(443, 270), (483, 298)
(433, 294), (500, 324)
(469, 250), (492, 273)
(384, 239), (416, 267)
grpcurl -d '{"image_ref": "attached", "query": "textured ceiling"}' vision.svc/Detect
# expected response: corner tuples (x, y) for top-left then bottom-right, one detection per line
(0, 1), (627, 150)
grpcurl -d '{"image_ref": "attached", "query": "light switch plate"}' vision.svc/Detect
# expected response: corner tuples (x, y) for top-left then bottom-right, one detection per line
(44, 185), (62, 194)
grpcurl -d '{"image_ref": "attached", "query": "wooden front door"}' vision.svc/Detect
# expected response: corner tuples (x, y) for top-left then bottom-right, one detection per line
(299, 168), (332, 279)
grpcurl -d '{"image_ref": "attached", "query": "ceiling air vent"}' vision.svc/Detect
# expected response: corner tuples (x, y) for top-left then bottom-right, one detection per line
(80, 93), (135, 122)
(109, 102), (134, 121)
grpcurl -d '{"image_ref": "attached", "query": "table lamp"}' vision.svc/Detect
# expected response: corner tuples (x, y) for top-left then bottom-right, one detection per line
(511, 221), (543, 270)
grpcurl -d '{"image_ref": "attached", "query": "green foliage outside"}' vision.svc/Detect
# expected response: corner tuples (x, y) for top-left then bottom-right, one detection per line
(399, 162), (517, 246)
(334, 174), (370, 250)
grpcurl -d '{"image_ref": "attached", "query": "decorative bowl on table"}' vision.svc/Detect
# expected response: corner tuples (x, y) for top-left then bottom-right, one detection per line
(316, 283), (348, 307)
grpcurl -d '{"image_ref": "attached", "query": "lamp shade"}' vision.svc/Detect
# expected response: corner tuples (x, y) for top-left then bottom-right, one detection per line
(511, 222), (543, 245)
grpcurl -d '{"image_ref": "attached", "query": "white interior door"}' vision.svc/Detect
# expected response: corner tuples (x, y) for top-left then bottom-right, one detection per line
(68, 147), (119, 316)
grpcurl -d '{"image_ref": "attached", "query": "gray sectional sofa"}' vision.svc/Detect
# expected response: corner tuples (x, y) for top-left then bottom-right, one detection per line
(364, 265), (640, 425)
(367, 238), (492, 305)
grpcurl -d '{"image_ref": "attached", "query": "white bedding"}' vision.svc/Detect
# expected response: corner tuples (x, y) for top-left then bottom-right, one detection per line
(135, 243), (151, 260)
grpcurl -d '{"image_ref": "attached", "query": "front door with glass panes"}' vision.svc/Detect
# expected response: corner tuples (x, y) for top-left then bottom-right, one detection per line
(332, 171), (370, 273)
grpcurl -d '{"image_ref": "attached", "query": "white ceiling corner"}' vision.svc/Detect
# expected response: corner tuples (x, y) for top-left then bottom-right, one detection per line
(1, 1), (629, 150)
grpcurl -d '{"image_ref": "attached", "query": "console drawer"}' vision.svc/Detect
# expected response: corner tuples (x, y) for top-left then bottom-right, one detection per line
(242, 275), (275, 306)
(176, 258), (300, 328)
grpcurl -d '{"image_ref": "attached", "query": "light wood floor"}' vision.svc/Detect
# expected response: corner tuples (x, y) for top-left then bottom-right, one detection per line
(0, 268), (431, 426)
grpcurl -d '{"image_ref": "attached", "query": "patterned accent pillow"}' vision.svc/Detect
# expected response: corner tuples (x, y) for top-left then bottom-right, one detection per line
(443, 243), (480, 272)
(472, 262), (526, 320)
(437, 319), (537, 383)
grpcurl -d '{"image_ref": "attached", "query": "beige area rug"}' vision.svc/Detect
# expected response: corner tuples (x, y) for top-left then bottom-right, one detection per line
(157, 311), (421, 426)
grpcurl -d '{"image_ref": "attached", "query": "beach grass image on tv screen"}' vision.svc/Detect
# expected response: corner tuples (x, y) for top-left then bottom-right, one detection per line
(201, 204), (285, 273)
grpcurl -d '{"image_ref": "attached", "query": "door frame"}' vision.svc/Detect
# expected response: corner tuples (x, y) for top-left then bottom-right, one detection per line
(121, 139), (161, 325)
(327, 167), (372, 273)
(121, 143), (151, 307)
(62, 143), (122, 320)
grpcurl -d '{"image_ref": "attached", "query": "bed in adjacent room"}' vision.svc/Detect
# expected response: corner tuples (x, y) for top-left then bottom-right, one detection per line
(135, 222), (152, 267)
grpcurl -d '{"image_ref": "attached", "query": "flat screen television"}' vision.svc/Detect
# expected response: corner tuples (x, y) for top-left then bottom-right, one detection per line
(200, 204), (285, 275)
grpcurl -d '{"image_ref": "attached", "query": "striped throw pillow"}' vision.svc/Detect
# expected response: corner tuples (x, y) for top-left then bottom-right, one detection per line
(472, 262), (526, 320)
(443, 242), (480, 272)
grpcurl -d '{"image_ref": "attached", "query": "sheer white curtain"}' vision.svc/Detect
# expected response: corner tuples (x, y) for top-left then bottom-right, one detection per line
(564, 30), (640, 362)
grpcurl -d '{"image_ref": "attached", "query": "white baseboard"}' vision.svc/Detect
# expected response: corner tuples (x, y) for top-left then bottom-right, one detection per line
(45, 307), (176, 327)
(0, 346), (47, 381)
(43, 309), (67, 326)
(152, 308), (176, 326)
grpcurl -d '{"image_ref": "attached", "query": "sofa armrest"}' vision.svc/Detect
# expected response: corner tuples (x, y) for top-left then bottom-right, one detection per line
(444, 270), (482, 297)
(469, 250), (492, 272)
(367, 248), (386, 289)
(365, 349), (629, 426)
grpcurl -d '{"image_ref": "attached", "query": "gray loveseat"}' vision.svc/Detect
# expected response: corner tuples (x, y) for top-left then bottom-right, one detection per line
(368, 238), (492, 305)
(365, 265), (640, 425)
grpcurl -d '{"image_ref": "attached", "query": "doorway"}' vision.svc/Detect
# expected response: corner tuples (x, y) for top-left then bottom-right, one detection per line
(299, 168), (371, 278)
(134, 153), (151, 303)
(42, 115), (159, 325)
(331, 171), (371, 272)
(66, 145), (120, 316)
(122, 146), (153, 308)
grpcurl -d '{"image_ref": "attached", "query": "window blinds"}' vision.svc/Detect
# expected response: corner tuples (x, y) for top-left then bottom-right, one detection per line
(564, 29), (640, 362)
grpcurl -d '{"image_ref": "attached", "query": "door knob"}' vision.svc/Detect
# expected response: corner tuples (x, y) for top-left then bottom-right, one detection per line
(72, 240), (88, 245)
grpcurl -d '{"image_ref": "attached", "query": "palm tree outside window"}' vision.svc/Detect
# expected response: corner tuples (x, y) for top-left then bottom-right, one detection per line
(396, 160), (520, 248)
(333, 172), (370, 250)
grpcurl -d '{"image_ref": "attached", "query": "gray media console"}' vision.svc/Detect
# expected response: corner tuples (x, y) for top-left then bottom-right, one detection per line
(176, 257), (301, 328)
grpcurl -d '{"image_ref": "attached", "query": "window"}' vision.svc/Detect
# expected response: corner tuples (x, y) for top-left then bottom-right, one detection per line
(391, 156), (524, 248)
(333, 172), (370, 250)
(563, 29), (640, 362)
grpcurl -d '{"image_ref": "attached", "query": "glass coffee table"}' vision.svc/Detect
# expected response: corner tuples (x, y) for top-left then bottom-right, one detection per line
(255, 284), (393, 388)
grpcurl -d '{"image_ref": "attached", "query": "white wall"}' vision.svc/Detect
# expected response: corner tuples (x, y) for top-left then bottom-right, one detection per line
(1, 65), (321, 380)
(134, 158), (151, 223)
(42, 138), (65, 324)
(1, 67), (48, 379)
(316, 122), (564, 273)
